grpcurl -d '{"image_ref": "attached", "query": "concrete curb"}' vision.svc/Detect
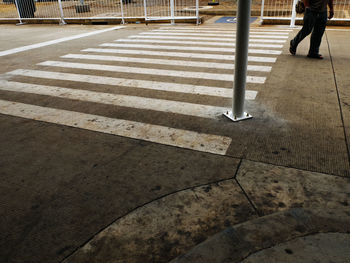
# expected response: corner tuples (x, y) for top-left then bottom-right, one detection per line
(170, 208), (350, 263)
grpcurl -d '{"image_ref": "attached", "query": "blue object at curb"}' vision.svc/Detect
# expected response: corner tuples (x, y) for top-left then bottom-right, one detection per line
(215, 17), (257, 23)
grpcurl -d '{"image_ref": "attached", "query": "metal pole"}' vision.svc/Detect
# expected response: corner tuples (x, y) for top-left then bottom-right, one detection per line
(58, 0), (67, 25)
(170, 0), (175, 25)
(224, 0), (252, 122)
(260, 0), (265, 25)
(14, 0), (25, 25)
(196, 0), (199, 25)
(290, 0), (298, 27)
(120, 0), (125, 24)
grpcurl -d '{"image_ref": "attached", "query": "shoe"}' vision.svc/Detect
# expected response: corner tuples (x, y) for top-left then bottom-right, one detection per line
(307, 53), (323, 59)
(289, 40), (296, 55)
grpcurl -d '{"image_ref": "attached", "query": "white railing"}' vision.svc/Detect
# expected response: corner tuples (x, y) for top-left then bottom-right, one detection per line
(0, 0), (199, 24)
(1, 0), (350, 24)
(261, 0), (350, 25)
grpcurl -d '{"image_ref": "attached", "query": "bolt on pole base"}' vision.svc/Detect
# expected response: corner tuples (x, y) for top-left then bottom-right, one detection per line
(223, 111), (252, 122)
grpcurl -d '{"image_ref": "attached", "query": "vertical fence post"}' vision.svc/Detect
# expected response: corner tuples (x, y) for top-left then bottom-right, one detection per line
(260, 0), (265, 25)
(14, 0), (25, 25)
(196, 0), (199, 25)
(120, 0), (125, 24)
(290, 0), (298, 27)
(224, 0), (252, 122)
(143, 0), (148, 23)
(170, 0), (175, 25)
(58, 0), (67, 25)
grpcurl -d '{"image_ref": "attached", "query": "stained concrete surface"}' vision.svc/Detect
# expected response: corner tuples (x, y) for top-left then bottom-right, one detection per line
(171, 208), (350, 263)
(236, 160), (350, 215)
(64, 180), (257, 263)
(0, 23), (350, 263)
(242, 233), (350, 263)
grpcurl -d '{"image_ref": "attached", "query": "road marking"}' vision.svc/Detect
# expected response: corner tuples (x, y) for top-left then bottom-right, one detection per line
(0, 99), (232, 155)
(151, 29), (289, 35)
(128, 35), (287, 43)
(0, 26), (125, 57)
(100, 43), (282, 55)
(61, 54), (272, 72)
(140, 32), (289, 39)
(82, 48), (277, 63)
(38, 61), (266, 83)
(115, 39), (284, 49)
(7, 69), (258, 99)
(0, 80), (231, 119)
(158, 27), (293, 32)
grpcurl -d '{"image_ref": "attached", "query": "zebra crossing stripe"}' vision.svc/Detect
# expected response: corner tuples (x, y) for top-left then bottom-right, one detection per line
(61, 54), (272, 72)
(140, 32), (289, 39)
(151, 29), (289, 35)
(7, 69), (258, 99)
(128, 35), (287, 43)
(158, 27), (293, 32)
(38, 61), (266, 84)
(82, 48), (277, 63)
(0, 99), (232, 155)
(115, 39), (284, 49)
(100, 43), (282, 55)
(0, 80), (228, 119)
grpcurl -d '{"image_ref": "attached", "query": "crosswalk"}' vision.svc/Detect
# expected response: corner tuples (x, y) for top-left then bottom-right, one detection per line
(0, 26), (291, 155)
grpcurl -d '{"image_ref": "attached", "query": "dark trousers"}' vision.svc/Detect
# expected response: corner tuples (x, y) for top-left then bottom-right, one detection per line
(291, 8), (328, 55)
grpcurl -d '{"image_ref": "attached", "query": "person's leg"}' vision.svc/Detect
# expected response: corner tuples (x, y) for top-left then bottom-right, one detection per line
(308, 11), (328, 56)
(290, 8), (317, 54)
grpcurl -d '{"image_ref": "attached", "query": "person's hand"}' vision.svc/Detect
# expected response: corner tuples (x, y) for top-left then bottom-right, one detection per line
(329, 9), (334, 19)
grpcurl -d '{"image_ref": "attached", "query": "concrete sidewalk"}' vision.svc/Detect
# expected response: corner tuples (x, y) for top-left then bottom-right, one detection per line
(0, 21), (350, 263)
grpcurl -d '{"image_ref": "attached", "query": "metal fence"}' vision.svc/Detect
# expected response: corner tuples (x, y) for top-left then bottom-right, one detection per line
(0, 0), (199, 24)
(261, 0), (350, 24)
(1, 0), (350, 24)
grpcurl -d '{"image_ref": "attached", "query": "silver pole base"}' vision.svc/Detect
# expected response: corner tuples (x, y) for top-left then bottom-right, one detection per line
(16, 22), (26, 26)
(223, 111), (252, 122)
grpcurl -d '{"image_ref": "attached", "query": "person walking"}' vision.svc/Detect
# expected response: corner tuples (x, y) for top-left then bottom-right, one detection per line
(290, 0), (334, 59)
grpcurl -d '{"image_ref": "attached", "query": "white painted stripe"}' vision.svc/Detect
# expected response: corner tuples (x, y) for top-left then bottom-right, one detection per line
(0, 99), (232, 155)
(0, 80), (228, 119)
(100, 43), (282, 55)
(0, 26), (125, 57)
(115, 39), (284, 49)
(151, 29), (289, 35)
(7, 69), (258, 99)
(38, 61), (266, 84)
(129, 35), (287, 43)
(82, 48), (277, 63)
(61, 54), (272, 72)
(141, 32), (289, 39)
(158, 27), (293, 32)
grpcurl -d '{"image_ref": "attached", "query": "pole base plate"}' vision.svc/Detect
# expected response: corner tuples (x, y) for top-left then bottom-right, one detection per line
(223, 111), (252, 122)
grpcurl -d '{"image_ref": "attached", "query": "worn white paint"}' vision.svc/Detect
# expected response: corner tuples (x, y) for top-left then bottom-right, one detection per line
(100, 43), (282, 55)
(61, 54), (272, 72)
(151, 29), (290, 35)
(38, 61), (266, 83)
(0, 99), (232, 155)
(0, 26), (125, 57)
(82, 48), (277, 63)
(115, 39), (284, 49)
(7, 69), (258, 99)
(128, 35), (287, 43)
(140, 32), (289, 39)
(0, 80), (231, 119)
(158, 27), (293, 32)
